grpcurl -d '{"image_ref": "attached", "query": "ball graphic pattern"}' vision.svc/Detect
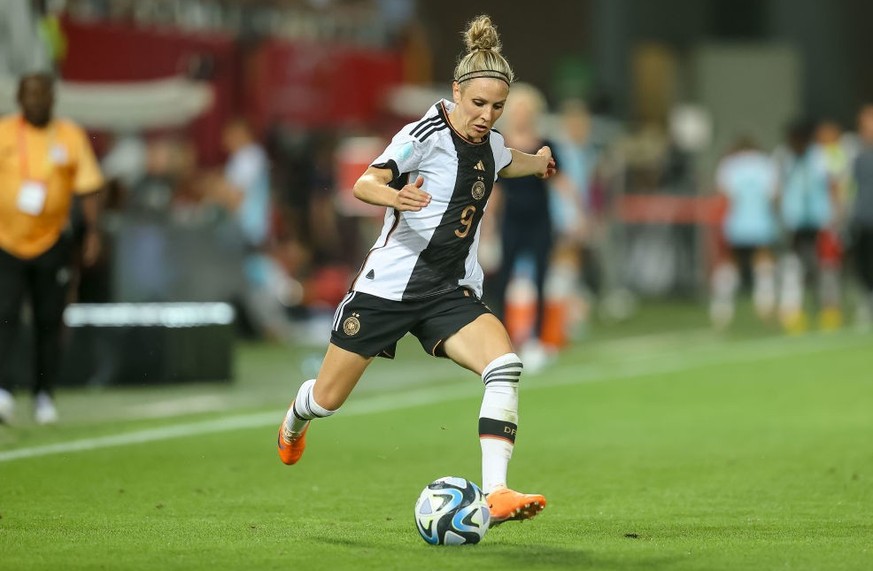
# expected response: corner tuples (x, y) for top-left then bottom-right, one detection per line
(414, 476), (490, 545)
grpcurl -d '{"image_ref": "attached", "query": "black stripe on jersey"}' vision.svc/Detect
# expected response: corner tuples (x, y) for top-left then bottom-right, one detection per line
(371, 159), (399, 182)
(410, 112), (443, 138)
(402, 124), (496, 300)
(418, 123), (448, 142)
(388, 171), (410, 190)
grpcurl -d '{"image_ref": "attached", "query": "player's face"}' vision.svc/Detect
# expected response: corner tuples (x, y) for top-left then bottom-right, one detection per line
(451, 78), (509, 142)
(18, 76), (54, 128)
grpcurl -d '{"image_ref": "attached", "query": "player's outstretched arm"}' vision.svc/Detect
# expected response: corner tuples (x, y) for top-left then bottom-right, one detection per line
(354, 167), (432, 212)
(499, 146), (557, 180)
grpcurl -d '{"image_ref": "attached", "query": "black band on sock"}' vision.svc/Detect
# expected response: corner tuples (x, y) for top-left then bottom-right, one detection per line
(292, 403), (307, 421)
(483, 362), (522, 385)
(479, 417), (517, 443)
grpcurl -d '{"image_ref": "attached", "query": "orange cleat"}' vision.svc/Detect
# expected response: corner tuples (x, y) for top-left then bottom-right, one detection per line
(277, 420), (308, 466)
(486, 487), (547, 526)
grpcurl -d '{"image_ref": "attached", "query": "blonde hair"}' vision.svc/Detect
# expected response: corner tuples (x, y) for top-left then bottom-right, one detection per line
(453, 15), (515, 87)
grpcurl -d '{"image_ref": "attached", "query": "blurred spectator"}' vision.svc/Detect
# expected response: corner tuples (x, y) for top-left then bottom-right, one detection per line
(850, 103), (873, 328)
(552, 99), (594, 246)
(817, 119), (856, 225)
(124, 136), (197, 218)
(114, 136), (187, 303)
(490, 83), (555, 371)
(709, 136), (779, 329)
(621, 120), (671, 192)
(35, 0), (68, 72)
(101, 132), (148, 204)
(204, 118), (298, 342)
(774, 118), (841, 333)
(209, 119), (272, 244)
(550, 98), (598, 338)
(0, 72), (103, 424)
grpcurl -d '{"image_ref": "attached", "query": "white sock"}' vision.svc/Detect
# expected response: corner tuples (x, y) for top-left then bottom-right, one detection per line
(710, 262), (738, 327)
(282, 379), (336, 437)
(779, 254), (804, 317)
(752, 258), (776, 317)
(819, 265), (841, 309)
(479, 353), (522, 494)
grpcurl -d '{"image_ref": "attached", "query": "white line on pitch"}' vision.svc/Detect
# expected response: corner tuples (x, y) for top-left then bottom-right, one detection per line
(0, 331), (867, 464)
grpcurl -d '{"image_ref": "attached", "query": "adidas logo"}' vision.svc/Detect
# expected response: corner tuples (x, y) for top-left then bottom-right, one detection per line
(366, 269), (375, 280)
(473, 160), (485, 171)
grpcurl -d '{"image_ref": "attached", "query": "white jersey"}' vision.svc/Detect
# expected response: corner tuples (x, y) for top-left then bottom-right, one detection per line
(351, 99), (513, 301)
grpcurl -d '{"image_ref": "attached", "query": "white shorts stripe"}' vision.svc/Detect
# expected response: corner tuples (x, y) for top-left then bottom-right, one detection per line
(332, 291), (357, 331)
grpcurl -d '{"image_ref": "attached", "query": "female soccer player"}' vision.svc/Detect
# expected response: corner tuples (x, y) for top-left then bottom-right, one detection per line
(709, 135), (779, 329)
(277, 14), (556, 526)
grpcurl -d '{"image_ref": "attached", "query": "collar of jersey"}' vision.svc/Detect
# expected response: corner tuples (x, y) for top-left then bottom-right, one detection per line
(438, 100), (489, 146)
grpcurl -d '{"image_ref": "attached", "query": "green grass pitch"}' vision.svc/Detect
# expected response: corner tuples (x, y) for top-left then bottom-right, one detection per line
(1, 305), (871, 570)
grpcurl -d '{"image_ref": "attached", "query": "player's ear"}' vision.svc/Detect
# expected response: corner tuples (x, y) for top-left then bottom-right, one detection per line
(452, 81), (462, 104)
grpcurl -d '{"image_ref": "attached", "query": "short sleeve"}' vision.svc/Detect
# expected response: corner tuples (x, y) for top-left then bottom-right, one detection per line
(71, 124), (104, 194)
(370, 132), (423, 182)
(490, 130), (513, 175)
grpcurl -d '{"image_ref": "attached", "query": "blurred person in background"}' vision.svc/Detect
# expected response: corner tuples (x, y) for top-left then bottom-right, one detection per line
(113, 136), (190, 304)
(277, 15), (555, 526)
(117, 136), (178, 218)
(775, 118), (841, 333)
(850, 103), (873, 328)
(101, 131), (148, 211)
(815, 119), (855, 316)
(709, 136), (779, 329)
(489, 83), (556, 372)
(816, 120), (855, 224)
(204, 118), (298, 342)
(0, 72), (103, 424)
(552, 97), (599, 339)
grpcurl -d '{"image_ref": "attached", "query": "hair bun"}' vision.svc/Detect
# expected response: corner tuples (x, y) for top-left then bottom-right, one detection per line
(464, 15), (502, 54)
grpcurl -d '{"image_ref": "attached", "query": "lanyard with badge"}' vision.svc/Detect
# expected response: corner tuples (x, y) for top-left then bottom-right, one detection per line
(16, 117), (60, 216)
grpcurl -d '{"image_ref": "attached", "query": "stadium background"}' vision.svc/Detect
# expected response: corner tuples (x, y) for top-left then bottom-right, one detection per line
(2, 0), (872, 385)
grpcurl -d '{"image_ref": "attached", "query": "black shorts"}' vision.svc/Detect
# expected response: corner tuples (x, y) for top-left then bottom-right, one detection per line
(330, 287), (492, 359)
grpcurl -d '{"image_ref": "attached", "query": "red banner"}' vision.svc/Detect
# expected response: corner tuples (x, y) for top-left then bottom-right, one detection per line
(616, 194), (726, 225)
(59, 17), (239, 165)
(244, 39), (403, 134)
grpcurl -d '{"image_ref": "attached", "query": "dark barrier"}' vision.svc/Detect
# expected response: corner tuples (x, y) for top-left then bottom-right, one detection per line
(58, 302), (236, 387)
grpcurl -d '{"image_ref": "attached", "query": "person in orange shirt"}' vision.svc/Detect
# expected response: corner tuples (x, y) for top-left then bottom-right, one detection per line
(0, 72), (103, 425)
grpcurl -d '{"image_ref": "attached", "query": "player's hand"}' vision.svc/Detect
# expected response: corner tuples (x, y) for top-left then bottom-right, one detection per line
(535, 146), (557, 179)
(395, 175), (431, 211)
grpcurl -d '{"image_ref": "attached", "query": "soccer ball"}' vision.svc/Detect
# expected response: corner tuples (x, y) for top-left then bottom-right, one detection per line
(414, 476), (490, 545)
